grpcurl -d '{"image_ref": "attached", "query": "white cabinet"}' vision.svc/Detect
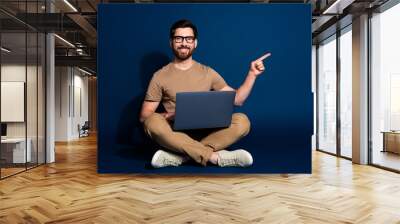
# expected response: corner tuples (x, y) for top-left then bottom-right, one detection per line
(1, 138), (32, 163)
(382, 131), (400, 154)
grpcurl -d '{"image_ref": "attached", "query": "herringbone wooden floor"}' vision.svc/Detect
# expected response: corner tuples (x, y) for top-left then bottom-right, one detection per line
(1, 134), (400, 224)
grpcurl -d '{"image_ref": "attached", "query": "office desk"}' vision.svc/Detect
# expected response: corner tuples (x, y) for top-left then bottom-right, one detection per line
(382, 131), (400, 154)
(1, 138), (32, 163)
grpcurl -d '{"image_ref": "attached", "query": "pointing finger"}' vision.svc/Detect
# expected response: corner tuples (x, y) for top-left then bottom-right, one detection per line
(256, 52), (271, 61)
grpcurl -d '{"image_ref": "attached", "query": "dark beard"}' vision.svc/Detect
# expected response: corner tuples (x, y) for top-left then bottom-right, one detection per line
(173, 47), (194, 61)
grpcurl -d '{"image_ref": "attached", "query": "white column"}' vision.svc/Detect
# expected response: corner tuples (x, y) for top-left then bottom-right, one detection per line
(46, 1), (55, 163)
(352, 14), (369, 164)
(46, 33), (55, 163)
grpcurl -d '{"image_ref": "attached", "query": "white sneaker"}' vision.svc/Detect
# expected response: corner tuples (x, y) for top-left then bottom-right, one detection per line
(217, 149), (253, 167)
(151, 149), (189, 168)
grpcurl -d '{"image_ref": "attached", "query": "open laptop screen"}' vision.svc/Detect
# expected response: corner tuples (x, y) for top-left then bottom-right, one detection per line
(173, 91), (235, 131)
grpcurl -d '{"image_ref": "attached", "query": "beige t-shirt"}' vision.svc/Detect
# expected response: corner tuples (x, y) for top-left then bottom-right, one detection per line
(144, 61), (227, 113)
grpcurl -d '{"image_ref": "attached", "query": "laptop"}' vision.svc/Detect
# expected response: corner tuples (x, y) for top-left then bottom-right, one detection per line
(173, 91), (235, 131)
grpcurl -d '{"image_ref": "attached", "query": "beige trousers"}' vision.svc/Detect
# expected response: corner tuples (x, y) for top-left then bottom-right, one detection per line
(143, 113), (251, 166)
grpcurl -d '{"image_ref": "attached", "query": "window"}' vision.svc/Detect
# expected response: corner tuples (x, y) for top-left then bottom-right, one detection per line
(317, 35), (337, 154)
(339, 27), (352, 158)
(371, 2), (400, 171)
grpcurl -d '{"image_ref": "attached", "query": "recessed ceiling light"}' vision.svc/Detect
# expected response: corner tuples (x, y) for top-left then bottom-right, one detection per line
(78, 67), (92, 76)
(1, 47), (11, 53)
(54, 34), (75, 48)
(322, 0), (354, 15)
(63, 0), (78, 12)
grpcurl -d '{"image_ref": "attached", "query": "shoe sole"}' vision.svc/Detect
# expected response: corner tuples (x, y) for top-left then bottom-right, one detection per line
(239, 149), (253, 167)
(151, 150), (163, 168)
(151, 150), (187, 168)
(218, 149), (254, 167)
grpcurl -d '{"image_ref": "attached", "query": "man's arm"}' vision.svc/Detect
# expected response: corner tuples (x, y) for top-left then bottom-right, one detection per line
(220, 73), (257, 106)
(139, 101), (160, 123)
(139, 101), (175, 122)
(220, 53), (270, 106)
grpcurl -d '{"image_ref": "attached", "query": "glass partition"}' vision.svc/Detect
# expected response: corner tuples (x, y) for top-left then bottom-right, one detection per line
(339, 27), (352, 158)
(0, 1), (46, 179)
(371, 3), (400, 171)
(317, 35), (337, 154)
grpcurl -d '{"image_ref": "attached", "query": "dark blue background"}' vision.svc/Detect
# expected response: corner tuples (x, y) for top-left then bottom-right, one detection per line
(97, 3), (313, 173)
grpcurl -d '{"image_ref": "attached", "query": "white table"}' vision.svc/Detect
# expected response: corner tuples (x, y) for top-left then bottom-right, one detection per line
(1, 138), (32, 163)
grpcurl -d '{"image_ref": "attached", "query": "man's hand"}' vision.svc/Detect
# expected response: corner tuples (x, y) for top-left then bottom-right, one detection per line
(249, 52), (271, 77)
(222, 52), (271, 106)
(162, 112), (176, 121)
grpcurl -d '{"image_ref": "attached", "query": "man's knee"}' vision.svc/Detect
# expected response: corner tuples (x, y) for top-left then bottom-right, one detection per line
(143, 113), (167, 136)
(232, 113), (251, 137)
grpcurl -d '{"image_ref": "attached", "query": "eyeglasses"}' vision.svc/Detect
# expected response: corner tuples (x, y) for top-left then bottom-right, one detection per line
(173, 36), (195, 43)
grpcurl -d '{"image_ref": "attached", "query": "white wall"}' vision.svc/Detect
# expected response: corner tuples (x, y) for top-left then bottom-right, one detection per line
(55, 66), (69, 141)
(1, 64), (26, 81)
(55, 66), (89, 141)
(1, 65), (41, 138)
(72, 73), (89, 137)
(1, 65), (27, 140)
